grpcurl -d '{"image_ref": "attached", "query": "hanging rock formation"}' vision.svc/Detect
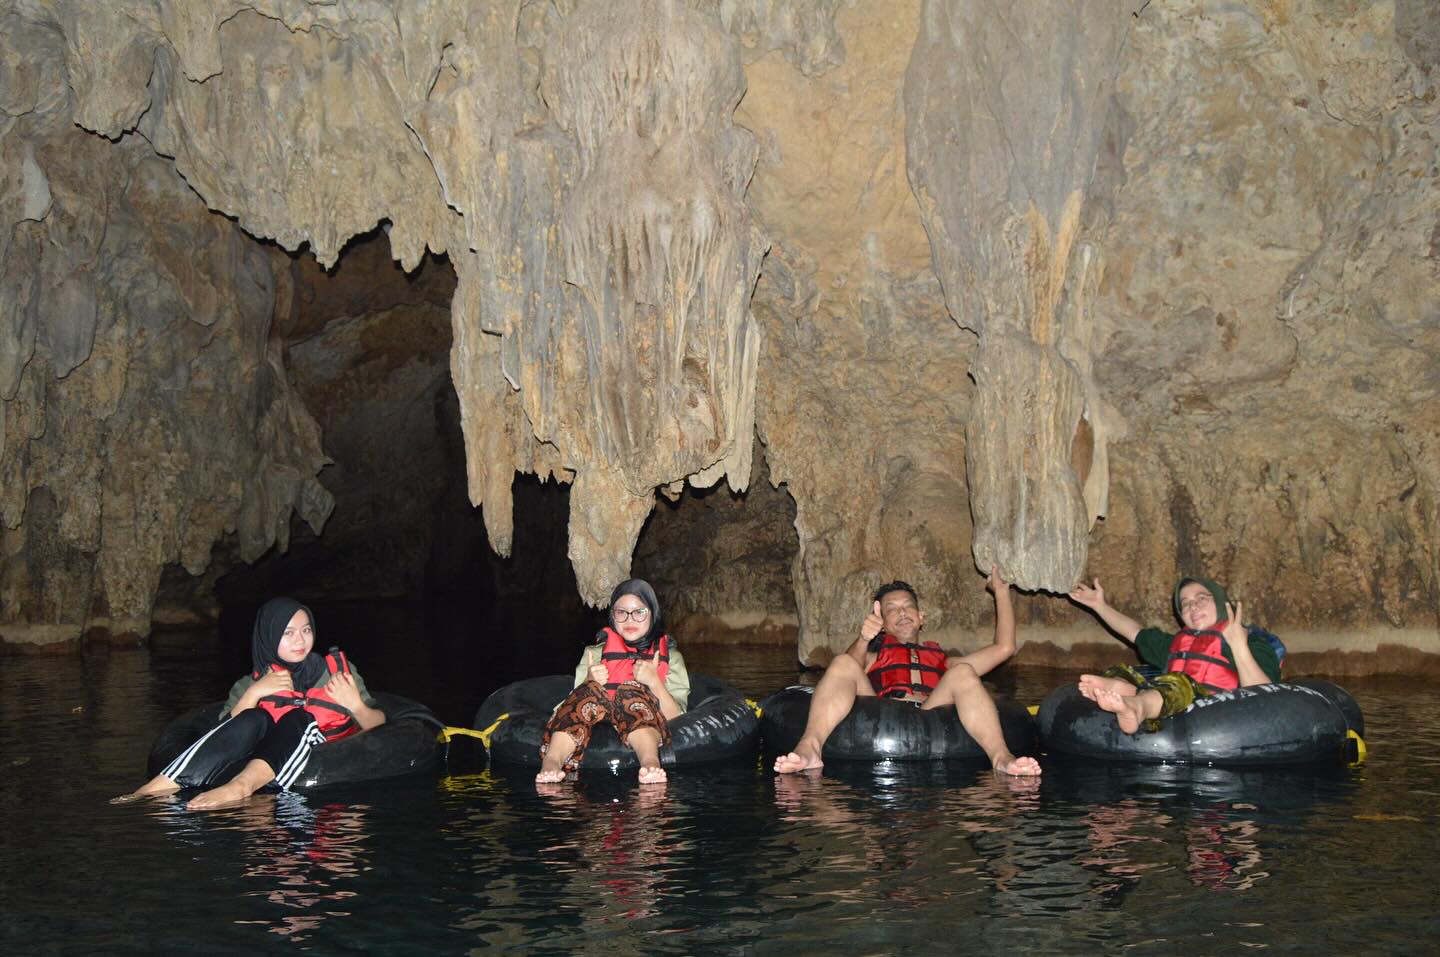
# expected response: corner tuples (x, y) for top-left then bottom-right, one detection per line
(0, 0), (1435, 669)
(445, 0), (769, 604)
(905, 0), (1130, 593)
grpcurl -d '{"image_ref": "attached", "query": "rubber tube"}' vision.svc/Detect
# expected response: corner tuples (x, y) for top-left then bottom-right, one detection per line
(146, 692), (443, 788)
(1037, 682), (1359, 766)
(758, 686), (1040, 762)
(474, 673), (759, 770)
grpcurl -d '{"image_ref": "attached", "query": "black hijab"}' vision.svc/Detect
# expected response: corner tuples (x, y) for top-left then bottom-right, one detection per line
(250, 596), (327, 690)
(606, 578), (665, 653)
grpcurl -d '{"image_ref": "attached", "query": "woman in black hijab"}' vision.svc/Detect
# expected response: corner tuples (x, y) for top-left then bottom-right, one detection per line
(117, 598), (385, 809)
(536, 579), (691, 785)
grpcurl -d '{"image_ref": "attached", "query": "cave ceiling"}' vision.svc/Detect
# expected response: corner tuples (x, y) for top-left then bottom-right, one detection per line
(1, 0), (1436, 663)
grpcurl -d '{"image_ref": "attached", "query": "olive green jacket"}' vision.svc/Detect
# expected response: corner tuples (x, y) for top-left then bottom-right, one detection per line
(220, 662), (378, 721)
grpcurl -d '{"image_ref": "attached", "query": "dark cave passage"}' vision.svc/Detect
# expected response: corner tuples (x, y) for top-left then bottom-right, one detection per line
(150, 231), (800, 682)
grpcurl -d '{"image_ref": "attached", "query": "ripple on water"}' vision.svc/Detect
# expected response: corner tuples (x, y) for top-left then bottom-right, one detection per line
(5, 646), (1440, 954)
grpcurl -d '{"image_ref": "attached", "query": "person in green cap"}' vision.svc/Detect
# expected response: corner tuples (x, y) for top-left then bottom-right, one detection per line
(1066, 576), (1282, 734)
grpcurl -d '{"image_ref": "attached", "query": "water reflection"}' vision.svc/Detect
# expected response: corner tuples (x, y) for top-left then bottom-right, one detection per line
(533, 778), (673, 920)
(148, 793), (374, 942)
(767, 759), (1352, 928)
(1058, 761), (1361, 902)
(6, 642), (1438, 955)
(1184, 808), (1266, 891)
(436, 769), (700, 952)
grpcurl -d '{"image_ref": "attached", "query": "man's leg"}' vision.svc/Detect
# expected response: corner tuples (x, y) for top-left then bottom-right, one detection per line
(774, 655), (873, 773)
(924, 663), (1041, 776)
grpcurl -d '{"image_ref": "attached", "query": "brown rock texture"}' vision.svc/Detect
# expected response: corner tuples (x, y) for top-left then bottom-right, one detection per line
(1, 9), (331, 647)
(0, 0), (1435, 674)
(904, 0), (1130, 594)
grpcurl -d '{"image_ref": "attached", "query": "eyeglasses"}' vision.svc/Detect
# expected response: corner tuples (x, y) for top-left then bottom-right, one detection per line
(1178, 594), (1215, 613)
(612, 607), (650, 623)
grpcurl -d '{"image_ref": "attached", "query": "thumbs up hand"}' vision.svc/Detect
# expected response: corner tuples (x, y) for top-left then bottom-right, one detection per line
(634, 648), (663, 690)
(861, 600), (884, 642)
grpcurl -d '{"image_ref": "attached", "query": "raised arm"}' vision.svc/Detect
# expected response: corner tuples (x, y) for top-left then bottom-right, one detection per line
(844, 601), (886, 669)
(950, 566), (1016, 678)
(1068, 578), (1143, 642)
(1223, 602), (1275, 687)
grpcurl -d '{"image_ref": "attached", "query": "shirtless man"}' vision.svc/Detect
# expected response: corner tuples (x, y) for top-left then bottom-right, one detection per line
(773, 569), (1042, 776)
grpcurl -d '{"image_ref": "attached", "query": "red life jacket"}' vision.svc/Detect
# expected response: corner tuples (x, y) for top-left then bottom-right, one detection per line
(599, 627), (669, 699)
(254, 649), (361, 742)
(1165, 624), (1240, 693)
(867, 633), (948, 699)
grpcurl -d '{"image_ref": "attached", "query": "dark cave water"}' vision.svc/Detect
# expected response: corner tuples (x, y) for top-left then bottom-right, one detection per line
(3, 601), (1438, 955)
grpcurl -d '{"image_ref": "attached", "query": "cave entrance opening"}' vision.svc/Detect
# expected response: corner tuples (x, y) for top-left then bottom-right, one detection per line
(149, 228), (802, 686)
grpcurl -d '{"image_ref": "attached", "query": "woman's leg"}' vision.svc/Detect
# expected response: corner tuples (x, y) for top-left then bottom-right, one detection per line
(627, 729), (666, 784)
(189, 710), (322, 809)
(612, 684), (671, 784)
(1092, 673), (1204, 734)
(1079, 664), (1148, 702)
(538, 681), (610, 783)
(1142, 673), (1203, 723)
(115, 710), (274, 802)
(1092, 688), (1166, 734)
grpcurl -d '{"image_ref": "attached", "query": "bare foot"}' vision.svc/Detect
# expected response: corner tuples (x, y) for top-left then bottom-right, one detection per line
(638, 764), (668, 784)
(1078, 674), (1138, 702)
(187, 779), (254, 810)
(537, 733), (577, 785)
(994, 753), (1042, 776)
(1093, 689), (1143, 734)
(111, 788), (176, 805)
(773, 739), (824, 774)
(112, 775), (180, 804)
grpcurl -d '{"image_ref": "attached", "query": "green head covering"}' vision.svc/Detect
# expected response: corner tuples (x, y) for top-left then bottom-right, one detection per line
(1173, 576), (1230, 625)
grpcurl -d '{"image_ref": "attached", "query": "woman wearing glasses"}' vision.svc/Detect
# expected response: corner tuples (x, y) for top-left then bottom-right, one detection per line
(536, 579), (690, 784)
(1067, 575), (1281, 734)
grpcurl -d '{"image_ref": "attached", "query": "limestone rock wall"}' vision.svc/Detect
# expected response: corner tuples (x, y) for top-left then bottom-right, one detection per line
(739, 0), (995, 661)
(905, 0), (1131, 593)
(739, 0), (1437, 661)
(1, 0), (1435, 668)
(1072, 0), (1440, 636)
(0, 6), (331, 647)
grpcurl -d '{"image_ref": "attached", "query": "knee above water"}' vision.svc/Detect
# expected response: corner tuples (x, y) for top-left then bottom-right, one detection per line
(944, 663), (980, 687)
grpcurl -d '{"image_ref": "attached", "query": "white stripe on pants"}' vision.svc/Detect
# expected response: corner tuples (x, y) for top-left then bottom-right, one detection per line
(274, 721), (328, 790)
(161, 715), (236, 782)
